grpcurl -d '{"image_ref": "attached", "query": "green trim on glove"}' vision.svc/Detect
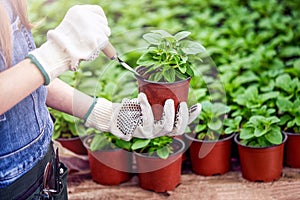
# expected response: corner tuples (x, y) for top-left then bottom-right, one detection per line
(83, 97), (98, 122)
(26, 54), (50, 85)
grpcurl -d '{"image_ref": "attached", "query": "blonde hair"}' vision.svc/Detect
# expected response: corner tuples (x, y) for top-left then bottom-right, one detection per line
(0, 0), (31, 68)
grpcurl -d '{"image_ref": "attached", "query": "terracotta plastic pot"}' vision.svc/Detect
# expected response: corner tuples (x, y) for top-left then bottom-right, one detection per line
(83, 135), (132, 185)
(134, 138), (185, 192)
(234, 132), (287, 182)
(184, 133), (234, 176)
(136, 66), (190, 120)
(284, 131), (300, 168)
(57, 136), (87, 155)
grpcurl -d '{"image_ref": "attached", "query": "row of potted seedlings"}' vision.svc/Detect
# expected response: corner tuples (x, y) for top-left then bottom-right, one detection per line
(82, 107), (299, 193)
(53, 29), (300, 192)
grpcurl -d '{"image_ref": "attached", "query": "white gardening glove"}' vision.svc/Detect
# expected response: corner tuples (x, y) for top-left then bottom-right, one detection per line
(27, 5), (110, 85)
(84, 93), (201, 141)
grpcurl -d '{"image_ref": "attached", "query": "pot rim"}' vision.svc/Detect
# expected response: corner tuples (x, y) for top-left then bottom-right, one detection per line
(133, 137), (185, 159)
(184, 132), (235, 143)
(83, 134), (126, 153)
(282, 131), (300, 135)
(56, 136), (83, 142)
(234, 131), (288, 149)
(135, 66), (191, 85)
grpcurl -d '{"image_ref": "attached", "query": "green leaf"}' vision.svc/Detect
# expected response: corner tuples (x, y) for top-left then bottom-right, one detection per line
(254, 127), (267, 137)
(279, 46), (300, 57)
(275, 74), (293, 93)
(195, 124), (207, 133)
(164, 67), (176, 82)
(276, 97), (293, 112)
(213, 103), (231, 116)
(208, 119), (222, 131)
(136, 52), (157, 66)
(151, 30), (173, 38)
(240, 127), (254, 140)
(260, 91), (279, 103)
(174, 31), (191, 41)
(156, 146), (170, 159)
(185, 65), (194, 77)
(115, 139), (132, 151)
(180, 40), (206, 55)
(224, 127), (235, 134)
(265, 127), (282, 145)
(178, 64), (187, 74)
(90, 134), (110, 151)
(267, 116), (280, 124)
(143, 33), (162, 45)
(279, 114), (292, 126)
(131, 139), (150, 150)
(295, 116), (300, 126)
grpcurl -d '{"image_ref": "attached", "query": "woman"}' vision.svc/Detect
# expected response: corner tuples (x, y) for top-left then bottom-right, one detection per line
(0, 1), (201, 199)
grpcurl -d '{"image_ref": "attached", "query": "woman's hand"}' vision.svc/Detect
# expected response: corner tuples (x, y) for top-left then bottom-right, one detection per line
(28, 5), (110, 85)
(84, 93), (202, 141)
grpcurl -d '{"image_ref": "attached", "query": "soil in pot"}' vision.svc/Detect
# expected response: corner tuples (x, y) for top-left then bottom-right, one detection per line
(134, 138), (185, 192)
(57, 136), (87, 155)
(83, 135), (132, 185)
(185, 133), (234, 176)
(136, 66), (190, 120)
(284, 132), (300, 168)
(234, 132), (287, 182)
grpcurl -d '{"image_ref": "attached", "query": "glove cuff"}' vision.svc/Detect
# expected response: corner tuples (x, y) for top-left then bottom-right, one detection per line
(28, 40), (70, 85)
(84, 98), (113, 131)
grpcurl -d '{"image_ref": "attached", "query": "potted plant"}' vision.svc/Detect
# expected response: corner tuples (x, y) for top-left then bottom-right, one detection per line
(275, 74), (300, 168)
(50, 108), (88, 155)
(131, 136), (185, 192)
(184, 101), (236, 176)
(234, 115), (287, 182)
(83, 130), (133, 185)
(135, 29), (205, 120)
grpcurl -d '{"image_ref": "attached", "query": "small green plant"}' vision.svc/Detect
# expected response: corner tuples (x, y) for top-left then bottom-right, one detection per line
(224, 116), (242, 135)
(131, 136), (173, 159)
(136, 30), (205, 82)
(275, 74), (300, 133)
(50, 108), (80, 139)
(90, 131), (132, 151)
(276, 97), (300, 133)
(239, 115), (283, 147)
(188, 101), (231, 140)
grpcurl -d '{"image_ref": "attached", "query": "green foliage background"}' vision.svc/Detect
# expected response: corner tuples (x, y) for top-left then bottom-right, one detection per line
(27, 0), (300, 138)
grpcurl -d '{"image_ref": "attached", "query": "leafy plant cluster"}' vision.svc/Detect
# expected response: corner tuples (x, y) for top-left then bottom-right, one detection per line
(188, 101), (231, 140)
(137, 30), (205, 82)
(28, 0), (300, 147)
(131, 136), (173, 159)
(90, 131), (132, 151)
(239, 116), (282, 147)
(90, 134), (173, 160)
(49, 107), (79, 139)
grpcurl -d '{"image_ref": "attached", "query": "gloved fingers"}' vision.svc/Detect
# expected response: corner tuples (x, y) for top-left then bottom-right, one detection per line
(110, 129), (132, 141)
(162, 99), (175, 132)
(132, 128), (155, 139)
(81, 5), (107, 18)
(95, 16), (111, 37)
(151, 99), (175, 137)
(65, 5), (111, 37)
(68, 5), (108, 23)
(187, 103), (202, 124)
(167, 102), (189, 136)
(137, 93), (154, 133)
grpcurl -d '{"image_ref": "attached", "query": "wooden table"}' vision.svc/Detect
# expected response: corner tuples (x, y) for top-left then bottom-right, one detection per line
(65, 156), (300, 200)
